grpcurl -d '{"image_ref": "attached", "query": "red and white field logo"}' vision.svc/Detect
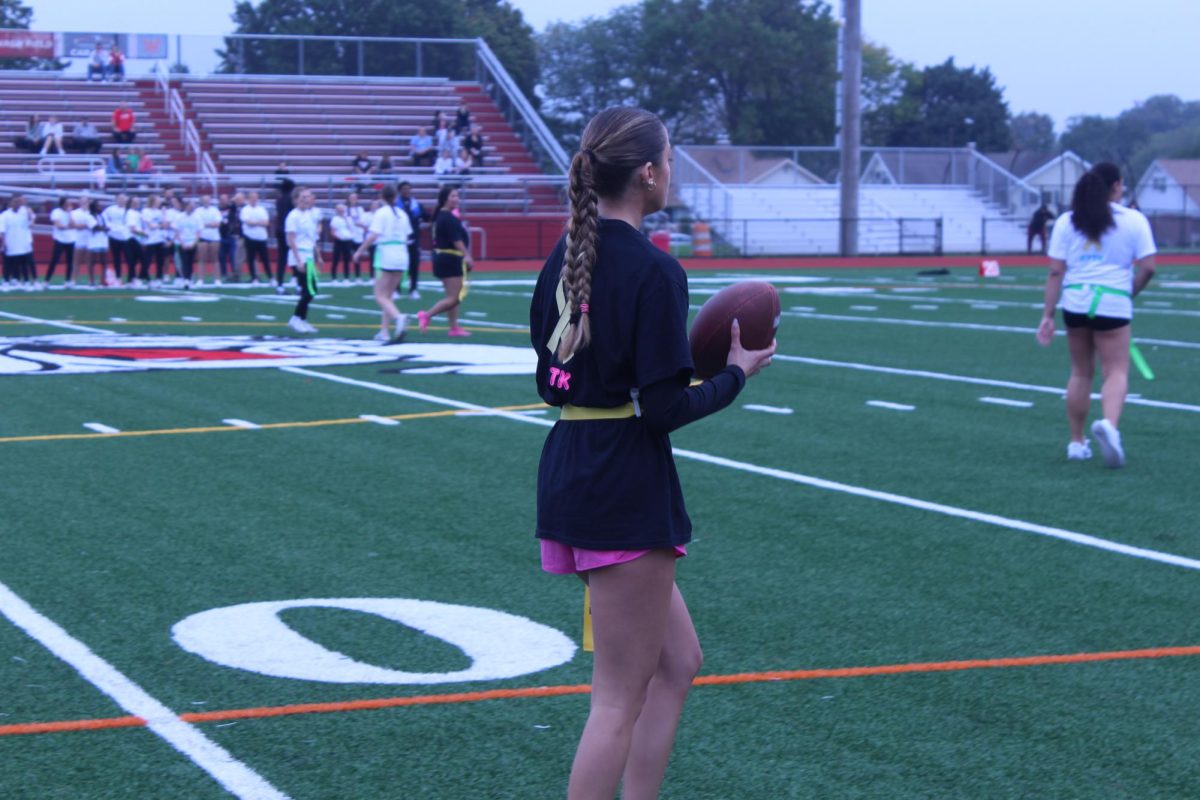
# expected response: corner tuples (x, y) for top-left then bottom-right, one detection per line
(0, 334), (536, 376)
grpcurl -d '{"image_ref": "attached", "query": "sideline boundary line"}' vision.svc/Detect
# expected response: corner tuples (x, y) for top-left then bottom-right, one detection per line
(281, 368), (1200, 572)
(0, 310), (112, 335)
(0, 581), (290, 798)
(776, 354), (1200, 414)
(4, 643), (1198, 737)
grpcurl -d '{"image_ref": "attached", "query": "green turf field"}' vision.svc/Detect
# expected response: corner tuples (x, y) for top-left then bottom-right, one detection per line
(2, 264), (1199, 799)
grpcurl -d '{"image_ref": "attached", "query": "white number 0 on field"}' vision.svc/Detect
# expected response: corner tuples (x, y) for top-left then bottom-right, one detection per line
(171, 598), (577, 685)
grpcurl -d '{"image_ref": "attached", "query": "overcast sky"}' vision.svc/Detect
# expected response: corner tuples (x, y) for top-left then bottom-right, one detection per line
(25, 0), (1200, 133)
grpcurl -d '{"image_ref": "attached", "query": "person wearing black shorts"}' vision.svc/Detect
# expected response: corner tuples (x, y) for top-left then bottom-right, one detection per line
(1037, 162), (1156, 468)
(416, 186), (473, 337)
(530, 107), (774, 800)
(398, 181), (424, 298)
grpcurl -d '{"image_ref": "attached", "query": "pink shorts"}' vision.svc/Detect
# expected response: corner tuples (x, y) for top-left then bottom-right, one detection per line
(540, 539), (688, 575)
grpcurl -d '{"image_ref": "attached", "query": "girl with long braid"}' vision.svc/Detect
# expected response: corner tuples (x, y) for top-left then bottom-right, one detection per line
(1037, 162), (1157, 467)
(529, 107), (775, 800)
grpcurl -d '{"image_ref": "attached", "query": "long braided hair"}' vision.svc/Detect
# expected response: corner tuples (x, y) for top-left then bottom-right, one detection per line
(557, 107), (668, 361)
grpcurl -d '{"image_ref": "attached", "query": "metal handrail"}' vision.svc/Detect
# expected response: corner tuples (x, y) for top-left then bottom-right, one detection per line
(473, 38), (568, 174)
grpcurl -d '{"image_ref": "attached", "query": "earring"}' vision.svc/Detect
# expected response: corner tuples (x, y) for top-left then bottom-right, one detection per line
(645, 179), (657, 191)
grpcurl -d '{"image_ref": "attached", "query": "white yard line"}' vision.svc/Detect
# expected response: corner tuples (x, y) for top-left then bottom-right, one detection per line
(980, 397), (1035, 408)
(0, 581), (290, 800)
(221, 419), (260, 430)
(282, 367), (1200, 573)
(867, 400), (915, 411)
(83, 422), (120, 434)
(359, 414), (400, 426)
(775, 354), (1200, 414)
(0, 310), (112, 334)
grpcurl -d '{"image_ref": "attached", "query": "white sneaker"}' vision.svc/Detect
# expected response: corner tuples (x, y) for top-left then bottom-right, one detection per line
(275, 284), (286, 295)
(372, 329), (390, 342)
(65, 280), (75, 288)
(288, 316), (309, 334)
(393, 314), (408, 341)
(214, 278), (223, 287)
(1067, 440), (1092, 461)
(1091, 419), (1125, 468)
(409, 289), (420, 300)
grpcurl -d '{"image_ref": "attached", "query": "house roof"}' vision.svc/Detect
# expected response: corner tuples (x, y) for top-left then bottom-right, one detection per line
(871, 151), (973, 184)
(1153, 159), (1200, 207)
(980, 151), (1090, 180)
(682, 149), (828, 185)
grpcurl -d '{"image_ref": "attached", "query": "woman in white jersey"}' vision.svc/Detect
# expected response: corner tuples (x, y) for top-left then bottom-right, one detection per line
(1037, 162), (1157, 468)
(173, 198), (201, 289)
(141, 195), (168, 287)
(286, 188), (323, 334)
(47, 197), (77, 287)
(354, 183), (411, 342)
(84, 199), (108, 288)
(347, 192), (369, 284)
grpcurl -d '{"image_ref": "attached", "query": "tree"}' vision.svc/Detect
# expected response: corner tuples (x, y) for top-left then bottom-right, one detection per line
(218, 0), (538, 102)
(1060, 95), (1200, 180)
(0, 0), (66, 71)
(538, 0), (839, 147)
(872, 58), (1011, 150)
(1009, 112), (1055, 152)
(860, 41), (907, 145)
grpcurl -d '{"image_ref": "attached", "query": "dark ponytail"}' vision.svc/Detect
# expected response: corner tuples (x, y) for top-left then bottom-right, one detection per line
(556, 107), (668, 361)
(433, 184), (454, 220)
(1070, 161), (1120, 242)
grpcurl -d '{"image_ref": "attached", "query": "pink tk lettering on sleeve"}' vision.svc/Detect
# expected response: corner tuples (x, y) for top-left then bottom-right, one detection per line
(548, 367), (572, 391)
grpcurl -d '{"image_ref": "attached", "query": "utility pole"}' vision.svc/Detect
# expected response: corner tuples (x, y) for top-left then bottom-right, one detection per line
(839, 0), (862, 256)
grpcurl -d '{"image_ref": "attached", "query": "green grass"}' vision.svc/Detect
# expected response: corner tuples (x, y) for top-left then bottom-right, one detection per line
(1, 266), (1199, 798)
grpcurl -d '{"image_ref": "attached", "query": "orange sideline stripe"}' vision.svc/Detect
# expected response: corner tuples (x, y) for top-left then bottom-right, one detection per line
(2, 644), (1197, 737)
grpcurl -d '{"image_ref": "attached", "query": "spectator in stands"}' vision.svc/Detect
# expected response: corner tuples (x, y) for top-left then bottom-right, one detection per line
(435, 118), (453, 155)
(398, 181), (424, 300)
(351, 152), (374, 191)
(1027, 202), (1054, 254)
(0, 195), (37, 290)
(434, 148), (457, 176)
(126, 148), (141, 173)
(14, 115), (44, 153)
(410, 127), (435, 167)
(69, 119), (102, 154)
(274, 178), (295, 293)
(46, 197), (77, 286)
(195, 194), (222, 285)
(218, 193), (242, 283)
(112, 102), (136, 144)
(453, 102), (472, 136)
(463, 125), (486, 167)
(432, 110), (446, 133)
(240, 190), (271, 284)
(377, 154), (396, 177)
(107, 44), (126, 83)
(329, 203), (355, 285)
(87, 43), (107, 82)
(275, 162), (290, 176)
(39, 116), (65, 156)
(456, 147), (473, 176)
(136, 148), (156, 175)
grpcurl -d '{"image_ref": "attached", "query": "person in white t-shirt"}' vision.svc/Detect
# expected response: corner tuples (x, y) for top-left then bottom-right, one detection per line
(1037, 162), (1157, 468)
(346, 192), (370, 284)
(69, 195), (94, 287)
(0, 195), (36, 289)
(285, 188), (324, 333)
(173, 198), (202, 289)
(141, 194), (168, 286)
(39, 116), (65, 156)
(125, 197), (146, 286)
(329, 203), (355, 285)
(101, 194), (131, 282)
(47, 197), (77, 286)
(195, 194), (222, 285)
(355, 183), (412, 341)
(239, 190), (271, 284)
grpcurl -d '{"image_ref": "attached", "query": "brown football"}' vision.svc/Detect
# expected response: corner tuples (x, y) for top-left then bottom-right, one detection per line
(688, 281), (780, 379)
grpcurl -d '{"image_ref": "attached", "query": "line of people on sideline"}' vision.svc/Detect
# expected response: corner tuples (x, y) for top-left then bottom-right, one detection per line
(0, 182), (438, 300)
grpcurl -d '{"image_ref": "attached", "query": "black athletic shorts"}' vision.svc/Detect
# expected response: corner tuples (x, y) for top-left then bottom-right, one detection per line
(1062, 309), (1129, 331)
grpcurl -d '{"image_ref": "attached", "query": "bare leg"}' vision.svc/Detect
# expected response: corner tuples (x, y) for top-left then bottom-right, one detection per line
(1065, 327), (1095, 443)
(426, 277), (461, 320)
(1094, 325), (1131, 428)
(621, 584), (702, 800)
(373, 270), (404, 333)
(568, 550), (677, 800)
